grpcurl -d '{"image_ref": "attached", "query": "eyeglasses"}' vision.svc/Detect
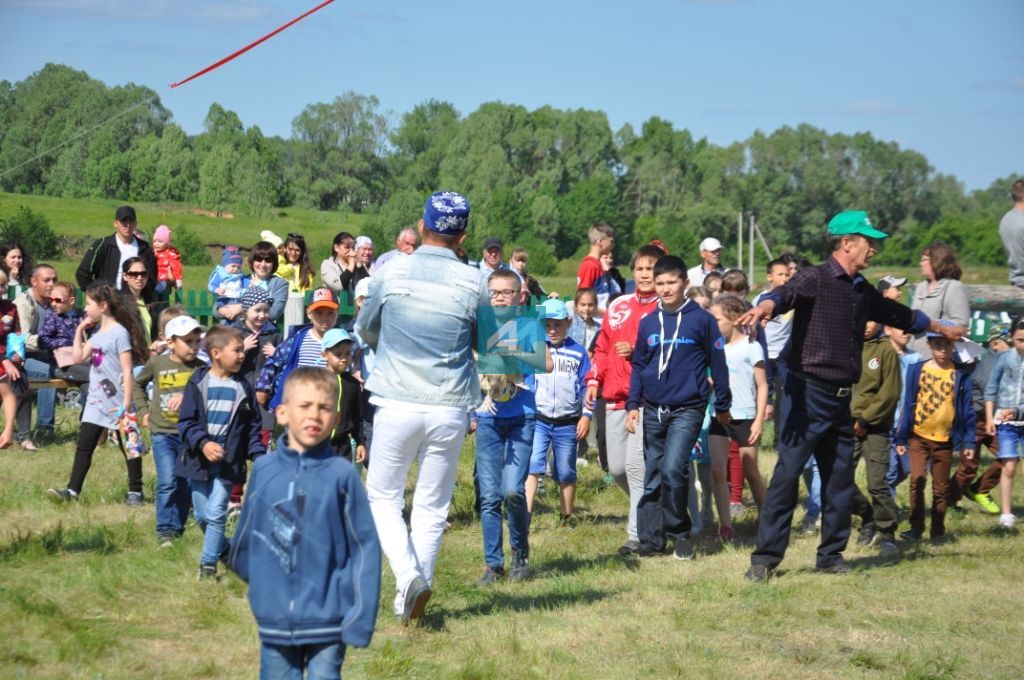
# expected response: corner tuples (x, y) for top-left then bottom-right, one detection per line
(124, 270), (148, 278)
(489, 289), (518, 299)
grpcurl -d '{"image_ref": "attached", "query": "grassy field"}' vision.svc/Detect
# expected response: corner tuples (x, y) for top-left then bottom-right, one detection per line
(1, 410), (1021, 679)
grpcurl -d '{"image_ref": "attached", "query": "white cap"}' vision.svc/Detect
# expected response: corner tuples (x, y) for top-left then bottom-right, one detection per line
(354, 277), (372, 299)
(260, 230), (283, 248)
(164, 316), (203, 339)
(699, 237), (723, 252)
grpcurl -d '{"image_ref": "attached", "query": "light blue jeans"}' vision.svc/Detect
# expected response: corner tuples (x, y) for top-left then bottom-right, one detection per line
(802, 456), (822, 519)
(530, 419), (579, 483)
(190, 469), (233, 566)
(475, 414), (533, 568)
(260, 642), (345, 680)
(150, 433), (190, 537)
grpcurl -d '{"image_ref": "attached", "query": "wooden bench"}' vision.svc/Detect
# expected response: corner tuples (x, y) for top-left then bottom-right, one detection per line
(28, 378), (78, 391)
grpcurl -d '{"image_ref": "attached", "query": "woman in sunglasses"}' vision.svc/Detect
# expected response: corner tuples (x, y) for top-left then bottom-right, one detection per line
(121, 257), (155, 347)
(277, 233), (315, 336)
(214, 242), (287, 325)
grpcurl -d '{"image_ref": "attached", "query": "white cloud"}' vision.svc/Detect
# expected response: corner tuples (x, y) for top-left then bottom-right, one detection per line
(0, 0), (272, 22)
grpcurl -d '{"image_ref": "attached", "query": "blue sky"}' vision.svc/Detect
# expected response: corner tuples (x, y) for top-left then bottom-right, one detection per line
(1, 0), (1021, 190)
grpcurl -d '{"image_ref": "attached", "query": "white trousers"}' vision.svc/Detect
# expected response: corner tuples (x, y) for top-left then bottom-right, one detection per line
(604, 407), (645, 542)
(365, 404), (468, 614)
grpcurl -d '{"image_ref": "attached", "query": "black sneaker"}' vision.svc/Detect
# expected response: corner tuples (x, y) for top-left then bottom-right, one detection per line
(673, 538), (695, 561)
(856, 521), (877, 546)
(479, 566), (505, 586)
(816, 559), (851, 575)
(46, 487), (78, 502)
(745, 564), (772, 583)
(877, 536), (899, 558)
(508, 551), (530, 582)
(617, 540), (641, 556)
(900, 528), (923, 542)
(401, 576), (431, 627)
(125, 492), (144, 507)
(198, 564), (217, 580)
(637, 545), (665, 558)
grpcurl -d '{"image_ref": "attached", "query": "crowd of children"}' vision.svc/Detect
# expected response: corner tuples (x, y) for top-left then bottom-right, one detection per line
(3, 214), (1017, 678)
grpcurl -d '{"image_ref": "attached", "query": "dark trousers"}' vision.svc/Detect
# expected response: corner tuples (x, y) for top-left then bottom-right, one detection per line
(637, 404), (703, 551)
(907, 436), (952, 537)
(68, 422), (143, 495)
(851, 431), (898, 535)
(950, 415), (1004, 501)
(752, 373), (855, 570)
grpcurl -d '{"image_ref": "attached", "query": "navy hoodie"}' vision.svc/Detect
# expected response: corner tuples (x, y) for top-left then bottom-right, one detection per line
(229, 434), (381, 648)
(627, 300), (731, 413)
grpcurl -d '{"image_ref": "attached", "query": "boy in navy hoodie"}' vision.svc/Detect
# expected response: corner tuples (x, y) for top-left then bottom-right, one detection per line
(230, 366), (380, 678)
(627, 256), (731, 559)
(177, 325), (266, 578)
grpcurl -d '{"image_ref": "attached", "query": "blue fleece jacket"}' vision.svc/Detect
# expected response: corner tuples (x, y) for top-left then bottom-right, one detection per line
(627, 300), (731, 413)
(228, 434), (381, 648)
(894, 360), (975, 451)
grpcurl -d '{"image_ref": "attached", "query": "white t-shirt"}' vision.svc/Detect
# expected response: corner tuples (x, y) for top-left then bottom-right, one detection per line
(115, 237), (139, 290)
(753, 291), (793, 360)
(724, 339), (765, 420)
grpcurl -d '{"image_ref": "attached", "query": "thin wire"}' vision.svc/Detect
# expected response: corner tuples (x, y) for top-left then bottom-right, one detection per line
(0, 95), (158, 180)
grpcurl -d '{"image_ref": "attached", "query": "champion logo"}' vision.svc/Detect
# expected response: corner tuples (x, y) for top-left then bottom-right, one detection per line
(647, 334), (660, 347)
(714, 337), (725, 350)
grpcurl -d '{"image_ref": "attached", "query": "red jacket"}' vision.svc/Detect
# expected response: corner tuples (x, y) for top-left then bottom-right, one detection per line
(586, 289), (659, 410)
(155, 246), (183, 285)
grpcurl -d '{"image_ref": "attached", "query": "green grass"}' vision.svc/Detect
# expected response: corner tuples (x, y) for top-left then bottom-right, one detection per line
(1, 411), (1022, 679)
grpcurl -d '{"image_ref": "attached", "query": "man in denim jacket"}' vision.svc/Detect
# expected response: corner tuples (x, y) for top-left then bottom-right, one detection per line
(356, 191), (488, 626)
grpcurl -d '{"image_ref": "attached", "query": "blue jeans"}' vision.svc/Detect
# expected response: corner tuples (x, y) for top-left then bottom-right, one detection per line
(16, 357), (55, 438)
(475, 414), (533, 568)
(996, 423), (1024, 459)
(886, 437), (910, 496)
(190, 470), (233, 566)
(637, 405), (703, 551)
(260, 642), (345, 680)
(802, 456), (822, 519)
(530, 419), (578, 483)
(151, 433), (191, 537)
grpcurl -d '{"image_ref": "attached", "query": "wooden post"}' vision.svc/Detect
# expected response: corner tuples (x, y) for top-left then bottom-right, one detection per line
(748, 214), (755, 282)
(737, 212), (743, 269)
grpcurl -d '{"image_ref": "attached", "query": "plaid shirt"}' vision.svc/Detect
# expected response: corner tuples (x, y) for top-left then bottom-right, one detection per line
(762, 256), (930, 386)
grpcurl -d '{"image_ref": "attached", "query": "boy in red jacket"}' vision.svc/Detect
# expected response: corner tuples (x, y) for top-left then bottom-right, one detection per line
(585, 244), (664, 554)
(152, 225), (183, 293)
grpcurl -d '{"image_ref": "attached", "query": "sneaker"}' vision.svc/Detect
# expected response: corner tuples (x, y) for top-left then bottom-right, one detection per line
(577, 458), (589, 467)
(900, 528), (923, 542)
(558, 513), (577, 528)
(856, 521), (877, 546)
(46, 487), (78, 502)
(157, 534), (177, 549)
(745, 564), (772, 583)
(729, 502), (744, 519)
(799, 514), (819, 536)
(401, 576), (432, 626)
(971, 492), (1000, 515)
(124, 492), (144, 507)
(718, 525), (736, 541)
(617, 540), (641, 556)
(877, 536), (899, 558)
(198, 564), (217, 580)
(508, 551), (530, 582)
(479, 566), (505, 586)
(816, 558), (850, 575)
(673, 538), (695, 561)
(999, 513), (1016, 530)
(18, 439), (38, 452)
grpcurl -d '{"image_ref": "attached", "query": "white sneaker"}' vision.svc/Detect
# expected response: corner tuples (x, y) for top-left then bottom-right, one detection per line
(999, 513), (1016, 530)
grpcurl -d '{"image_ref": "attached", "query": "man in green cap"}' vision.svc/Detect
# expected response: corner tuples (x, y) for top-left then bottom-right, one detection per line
(738, 210), (965, 582)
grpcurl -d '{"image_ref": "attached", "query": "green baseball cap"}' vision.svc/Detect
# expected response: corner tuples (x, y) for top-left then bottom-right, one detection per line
(827, 211), (888, 239)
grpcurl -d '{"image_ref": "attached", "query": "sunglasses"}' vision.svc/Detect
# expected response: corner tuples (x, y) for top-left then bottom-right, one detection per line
(252, 256), (273, 263)
(50, 296), (67, 304)
(124, 270), (148, 278)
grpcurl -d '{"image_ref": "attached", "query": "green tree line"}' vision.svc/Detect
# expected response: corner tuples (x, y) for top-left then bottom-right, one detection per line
(0, 63), (1017, 274)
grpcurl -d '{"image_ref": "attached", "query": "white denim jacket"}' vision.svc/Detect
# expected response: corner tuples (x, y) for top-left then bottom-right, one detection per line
(356, 245), (488, 407)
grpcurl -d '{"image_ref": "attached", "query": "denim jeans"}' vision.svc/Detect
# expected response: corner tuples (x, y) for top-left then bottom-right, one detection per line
(16, 357), (55, 438)
(886, 438), (910, 496)
(190, 469), (233, 566)
(996, 423), (1024, 459)
(475, 414), (534, 568)
(802, 456), (822, 519)
(530, 419), (578, 483)
(259, 642), (345, 680)
(150, 433), (191, 537)
(637, 405), (703, 551)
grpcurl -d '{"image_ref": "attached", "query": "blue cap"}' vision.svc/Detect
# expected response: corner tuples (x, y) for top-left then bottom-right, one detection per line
(423, 191), (471, 234)
(321, 328), (354, 351)
(927, 319), (957, 339)
(541, 299), (569, 320)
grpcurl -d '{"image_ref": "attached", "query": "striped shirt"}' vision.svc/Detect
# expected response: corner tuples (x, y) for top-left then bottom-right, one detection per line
(206, 377), (240, 444)
(297, 332), (327, 369)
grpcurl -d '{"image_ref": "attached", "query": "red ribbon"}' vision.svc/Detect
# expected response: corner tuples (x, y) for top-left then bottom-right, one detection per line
(170, 0), (336, 88)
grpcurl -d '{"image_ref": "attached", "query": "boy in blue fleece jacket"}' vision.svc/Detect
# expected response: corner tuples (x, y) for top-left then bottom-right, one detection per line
(626, 256), (731, 559)
(229, 366), (381, 678)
